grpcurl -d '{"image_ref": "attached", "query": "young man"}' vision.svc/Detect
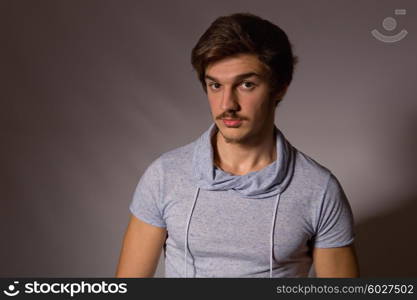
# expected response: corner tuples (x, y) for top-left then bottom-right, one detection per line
(116, 13), (359, 278)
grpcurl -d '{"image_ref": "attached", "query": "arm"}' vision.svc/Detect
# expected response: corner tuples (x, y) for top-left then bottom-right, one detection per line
(313, 243), (360, 277)
(115, 214), (167, 277)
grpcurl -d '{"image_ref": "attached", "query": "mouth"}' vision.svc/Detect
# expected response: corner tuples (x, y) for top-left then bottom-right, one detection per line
(221, 118), (243, 127)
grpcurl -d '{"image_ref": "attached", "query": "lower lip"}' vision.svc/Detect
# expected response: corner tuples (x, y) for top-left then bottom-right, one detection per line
(222, 119), (243, 127)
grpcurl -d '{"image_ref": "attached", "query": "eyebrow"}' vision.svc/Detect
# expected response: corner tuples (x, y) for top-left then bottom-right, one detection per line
(204, 72), (262, 83)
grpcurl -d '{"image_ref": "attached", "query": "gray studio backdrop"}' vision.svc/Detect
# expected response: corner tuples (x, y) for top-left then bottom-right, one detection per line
(1, 0), (416, 277)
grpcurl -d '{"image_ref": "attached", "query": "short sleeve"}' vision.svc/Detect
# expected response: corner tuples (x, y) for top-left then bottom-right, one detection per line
(129, 158), (167, 228)
(313, 173), (355, 248)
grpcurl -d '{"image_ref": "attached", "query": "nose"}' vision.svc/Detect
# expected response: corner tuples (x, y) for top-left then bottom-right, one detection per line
(220, 86), (239, 112)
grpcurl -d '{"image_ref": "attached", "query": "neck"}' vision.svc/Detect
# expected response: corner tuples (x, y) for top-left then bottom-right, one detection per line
(212, 124), (277, 176)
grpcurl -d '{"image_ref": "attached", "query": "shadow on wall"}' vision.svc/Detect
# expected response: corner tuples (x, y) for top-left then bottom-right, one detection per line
(355, 107), (417, 277)
(355, 195), (417, 277)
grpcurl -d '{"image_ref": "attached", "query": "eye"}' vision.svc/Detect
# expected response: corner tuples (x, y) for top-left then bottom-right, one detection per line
(208, 82), (221, 91)
(240, 81), (256, 90)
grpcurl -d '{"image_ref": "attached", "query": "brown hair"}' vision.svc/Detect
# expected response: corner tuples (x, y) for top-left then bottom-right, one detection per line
(191, 12), (298, 103)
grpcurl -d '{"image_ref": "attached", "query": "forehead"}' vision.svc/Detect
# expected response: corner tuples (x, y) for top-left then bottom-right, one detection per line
(205, 53), (268, 81)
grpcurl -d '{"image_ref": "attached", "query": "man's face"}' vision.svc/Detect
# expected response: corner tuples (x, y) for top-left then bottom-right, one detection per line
(205, 53), (278, 144)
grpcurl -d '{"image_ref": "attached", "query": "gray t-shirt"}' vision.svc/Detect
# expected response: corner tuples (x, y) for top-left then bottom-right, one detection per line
(129, 123), (355, 277)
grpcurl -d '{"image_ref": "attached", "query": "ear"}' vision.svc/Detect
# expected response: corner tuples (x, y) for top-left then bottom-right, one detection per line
(273, 85), (289, 106)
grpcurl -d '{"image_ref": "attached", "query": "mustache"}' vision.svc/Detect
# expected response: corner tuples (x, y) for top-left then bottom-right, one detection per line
(216, 112), (248, 120)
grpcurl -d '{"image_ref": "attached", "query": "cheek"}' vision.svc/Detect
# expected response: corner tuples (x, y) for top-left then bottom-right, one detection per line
(244, 94), (271, 116)
(207, 96), (220, 115)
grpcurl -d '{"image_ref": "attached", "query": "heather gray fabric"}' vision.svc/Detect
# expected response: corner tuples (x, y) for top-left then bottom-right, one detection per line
(129, 123), (355, 277)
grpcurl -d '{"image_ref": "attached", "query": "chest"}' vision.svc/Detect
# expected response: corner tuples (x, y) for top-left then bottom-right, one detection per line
(163, 189), (315, 264)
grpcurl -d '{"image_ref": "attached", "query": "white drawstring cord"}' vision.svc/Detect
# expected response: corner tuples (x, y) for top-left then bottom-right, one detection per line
(270, 193), (281, 278)
(184, 187), (200, 278)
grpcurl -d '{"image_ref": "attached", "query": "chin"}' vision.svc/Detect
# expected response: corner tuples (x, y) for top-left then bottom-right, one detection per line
(218, 126), (251, 144)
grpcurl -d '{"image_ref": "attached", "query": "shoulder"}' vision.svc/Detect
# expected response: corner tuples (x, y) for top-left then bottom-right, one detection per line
(158, 140), (195, 168)
(293, 147), (333, 188)
(160, 141), (195, 163)
(144, 140), (196, 177)
(293, 149), (351, 215)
